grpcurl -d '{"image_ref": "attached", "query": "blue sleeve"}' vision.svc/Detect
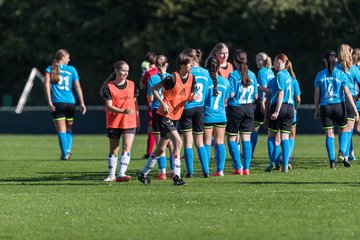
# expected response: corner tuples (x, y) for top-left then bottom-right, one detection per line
(294, 80), (301, 96)
(251, 72), (258, 95)
(228, 73), (236, 94)
(71, 66), (79, 81)
(224, 79), (230, 99)
(147, 76), (154, 96)
(353, 66), (360, 84)
(277, 73), (285, 91)
(257, 69), (267, 87)
(45, 66), (51, 74)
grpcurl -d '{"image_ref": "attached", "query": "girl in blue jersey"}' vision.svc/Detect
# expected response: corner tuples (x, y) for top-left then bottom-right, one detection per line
(203, 56), (230, 176)
(350, 48), (360, 160)
(44, 49), (86, 160)
(288, 77), (301, 168)
(225, 50), (258, 176)
(314, 50), (359, 168)
(180, 49), (210, 178)
(336, 44), (360, 165)
(252, 52), (275, 157)
(147, 55), (175, 180)
(266, 53), (296, 173)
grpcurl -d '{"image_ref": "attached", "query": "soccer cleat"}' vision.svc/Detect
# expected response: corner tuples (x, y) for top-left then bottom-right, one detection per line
(115, 175), (132, 182)
(338, 153), (351, 167)
(155, 173), (167, 180)
(349, 151), (356, 161)
(231, 169), (243, 175)
(173, 175), (187, 186)
(288, 163), (292, 170)
(185, 173), (193, 178)
(203, 173), (210, 178)
(138, 172), (150, 185)
(243, 169), (250, 175)
(330, 161), (336, 169)
(265, 163), (276, 172)
(104, 175), (116, 182)
(282, 165), (289, 173)
(212, 171), (224, 177)
(60, 155), (70, 161)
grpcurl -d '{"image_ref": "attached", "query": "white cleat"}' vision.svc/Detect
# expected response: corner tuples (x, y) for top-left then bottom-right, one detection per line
(104, 175), (116, 182)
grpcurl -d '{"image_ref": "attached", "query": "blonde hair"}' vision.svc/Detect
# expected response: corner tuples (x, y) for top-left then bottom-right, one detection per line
(51, 49), (69, 83)
(256, 52), (272, 68)
(205, 42), (229, 68)
(337, 44), (353, 72)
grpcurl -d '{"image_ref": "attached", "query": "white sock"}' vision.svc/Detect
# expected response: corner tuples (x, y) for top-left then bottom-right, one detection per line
(173, 154), (181, 177)
(118, 152), (131, 177)
(142, 154), (159, 176)
(108, 154), (118, 176)
(160, 168), (166, 174)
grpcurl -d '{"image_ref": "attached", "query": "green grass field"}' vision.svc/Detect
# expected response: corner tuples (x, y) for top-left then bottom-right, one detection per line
(1, 134), (360, 240)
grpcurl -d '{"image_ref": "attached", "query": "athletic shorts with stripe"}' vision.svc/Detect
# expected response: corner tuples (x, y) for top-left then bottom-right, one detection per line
(320, 102), (347, 129)
(253, 99), (264, 124)
(180, 106), (204, 134)
(345, 95), (356, 119)
(151, 108), (160, 134)
(225, 104), (254, 135)
(52, 103), (75, 121)
(107, 128), (136, 139)
(268, 103), (294, 133)
(158, 115), (178, 139)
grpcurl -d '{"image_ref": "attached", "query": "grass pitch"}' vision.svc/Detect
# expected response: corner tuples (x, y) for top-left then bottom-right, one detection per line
(1, 134), (360, 240)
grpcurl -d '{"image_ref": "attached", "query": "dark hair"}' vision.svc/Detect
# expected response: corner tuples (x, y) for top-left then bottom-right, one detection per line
(352, 48), (360, 66)
(100, 60), (129, 96)
(233, 50), (250, 87)
(155, 55), (168, 80)
(183, 48), (203, 64)
(51, 49), (69, 83)
(206, 56), (220, 96)
(323, 50), (336, 74)
(145, 52), (157, 65)
(176, 52), (192, 70)
(275, 53), (296, 78)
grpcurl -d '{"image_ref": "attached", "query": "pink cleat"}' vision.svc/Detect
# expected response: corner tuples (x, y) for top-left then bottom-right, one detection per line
(212, 171), (224, 177)
(243, 169), (250, 175)
(115, 175), (132, 182)
(155, 173), (167, 180)
(231, 169), (243, 175)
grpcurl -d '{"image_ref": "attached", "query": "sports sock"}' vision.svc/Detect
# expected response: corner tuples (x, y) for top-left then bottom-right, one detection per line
(325, 137), (335, 162)
(197, 146), (209, 174)
(142, 154), (159, 176)
(147, 132), (155, 156)
(281, 139), (290, 168)
(288, 138), (295, 156)
(204, 144), (211, 167)
(339, 132), (348, 156)
(275, 144), (281, 165)
(108, 154), (118, 176)
(184, 148), (194, 174)
(157, 155), (167, 174)
(66, 131), (72, 154)
(251, 131), (258, 156)
(118, 151), (131, 177)
(267, 137), (276, 164)
(228, 141), (242, 170)
(57, 132), (68, 158)
(173, 154), (181, 177)
(216, 144), (226, 172)
(242, 140), (252, 170)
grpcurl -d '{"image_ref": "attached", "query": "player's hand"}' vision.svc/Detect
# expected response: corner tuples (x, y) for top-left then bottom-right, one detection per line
(314, 110), (320, 120)
(193, 93), (201, 101)
(355, 111), (359, 122)
(270, 112), (279, 120)
(123, 108), (134, 114)
(160, 103), (169, 114)
(80, 104), (87, 115)
(48, 103), (56, 112)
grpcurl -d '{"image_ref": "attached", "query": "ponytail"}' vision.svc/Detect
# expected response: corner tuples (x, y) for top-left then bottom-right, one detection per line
(323, 50), (336, 74)
(234, 50), (250, 87)
(338, 44), (353, 72)
(275, 53), (296, 78)
(206, 56), (220, 96)
(155, 55), (168, 75)
(256, 52), (272, 69)
(50, 49), (69, 83)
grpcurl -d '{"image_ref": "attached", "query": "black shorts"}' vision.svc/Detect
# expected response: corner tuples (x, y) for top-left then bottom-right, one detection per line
(158, 115), (178, 139)
(204, 122), (227, 129)
(107, 128), (136, 139)
(320, 102), (347, 130)
(345, 95), (356, 119)
(152, 109), (160, 134)
(268, 103), (294, 133)
(225, 104), (254, 135)
(52, 103), (75, 121)
(180, 106), (204, 134)
(253, 100), (264, 124)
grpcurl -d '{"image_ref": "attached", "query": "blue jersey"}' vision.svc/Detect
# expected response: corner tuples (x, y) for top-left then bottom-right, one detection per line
(335, 64), (360, 96)
(147, 72), (170, 109)
(292, 78), (301, 122)
(204, 75), (230, 123)
(269, 70), (294, 106)
(45, 64), (79, 104)
(257, 67), (275, 100)
(184, 66), (210, 110)
(314, 68), (348, 106)
(227, 69), (258, 106)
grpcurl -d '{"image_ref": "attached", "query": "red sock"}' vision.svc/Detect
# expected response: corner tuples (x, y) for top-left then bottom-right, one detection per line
(147, 132), (155, 155)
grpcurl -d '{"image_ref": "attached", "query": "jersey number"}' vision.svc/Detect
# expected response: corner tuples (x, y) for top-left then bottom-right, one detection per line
(238, 85), (254, 104)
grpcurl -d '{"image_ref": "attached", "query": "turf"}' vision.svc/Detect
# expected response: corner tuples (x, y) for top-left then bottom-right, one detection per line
(1, 134), (360, 240)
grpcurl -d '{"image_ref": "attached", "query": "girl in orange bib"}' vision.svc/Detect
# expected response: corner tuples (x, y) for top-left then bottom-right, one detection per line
(100, 60), (139, 182)
(138, 52), (197, 186)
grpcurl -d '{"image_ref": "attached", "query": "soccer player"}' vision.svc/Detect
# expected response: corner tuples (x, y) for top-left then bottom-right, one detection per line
(100, 60), (139, 182)
(314, 50), (359, 168)
(138, 52), (197, 186)
(203, 56), (230, 176)
(180, 48), (210, 178)
(266, 53), (296, 173)
(251, 52), (275, 157)
(350, 48), (360, 160)
(336, 44), (360, 165)
(225, 50), (258, 176)
(147, 55), (175, 180)
(44, 49), (86, 160)
(140, 52), (158, 159)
